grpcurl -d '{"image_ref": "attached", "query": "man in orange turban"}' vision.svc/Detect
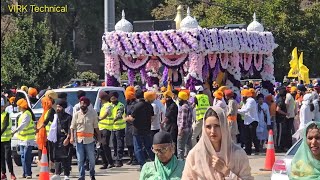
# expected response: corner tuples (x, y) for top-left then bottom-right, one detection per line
(248, 88), (256, 98)
(28, 87), (38, 105)
(238, 89), (260, 155)
(213, 90), (227, 113)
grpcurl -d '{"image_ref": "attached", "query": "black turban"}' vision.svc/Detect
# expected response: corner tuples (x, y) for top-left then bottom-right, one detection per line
(56, 98), (68, 108)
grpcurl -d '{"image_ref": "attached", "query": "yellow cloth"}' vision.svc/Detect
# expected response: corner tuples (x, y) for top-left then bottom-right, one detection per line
(45, 90), (58, 100)
(163, 91), (174, 98)
(17, 99), (28, 109)
(290, 86), (298, 93)
(21, 86), (28, 93)
(178, 91), (189, 101)
(9, 97), (16, 104)
(298, 52), (310, 84)
(218, 86), (228, 92)
(160, 87), (167, 92)
(288, 47), (299, 77)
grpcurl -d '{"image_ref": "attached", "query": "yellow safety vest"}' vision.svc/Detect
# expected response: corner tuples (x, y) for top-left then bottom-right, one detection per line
(98, 102), (113, 131)
(195, 94), (210, 121)
(17, 110), (35, 141)
(112, 102), (126, 131)
(1, 111), (12, 142)
(44, 110), (52, 135)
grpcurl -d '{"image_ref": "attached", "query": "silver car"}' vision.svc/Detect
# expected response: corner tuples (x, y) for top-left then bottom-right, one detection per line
(271, 139), (302, 180)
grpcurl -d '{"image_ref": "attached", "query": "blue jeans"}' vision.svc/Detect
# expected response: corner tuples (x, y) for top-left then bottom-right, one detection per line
(177, 129), (192, 160)
(133, 135), (154, 168)
(76, 142), (95, 178)
(20, 145), (33, 177)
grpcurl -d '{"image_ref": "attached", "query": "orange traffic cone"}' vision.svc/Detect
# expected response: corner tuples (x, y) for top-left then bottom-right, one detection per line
(260, 130), (276, 171)
(39, 147), (50, 180)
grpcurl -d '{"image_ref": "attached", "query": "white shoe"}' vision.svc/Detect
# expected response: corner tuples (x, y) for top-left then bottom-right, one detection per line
(50, 175), (61, 180)
(64, 176), (70, 180)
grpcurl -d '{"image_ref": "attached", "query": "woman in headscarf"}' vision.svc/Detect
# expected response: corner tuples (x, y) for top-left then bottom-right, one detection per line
(290, 121), (320, 179)
(139, 131), (185, 180)
(182, 107), (253, 180)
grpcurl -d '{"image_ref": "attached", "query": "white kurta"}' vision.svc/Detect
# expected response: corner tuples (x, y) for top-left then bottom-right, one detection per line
(256, 103), (271, 140)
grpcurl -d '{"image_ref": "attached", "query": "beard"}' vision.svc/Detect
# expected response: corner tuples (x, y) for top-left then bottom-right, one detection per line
(57, 111), (64, 119)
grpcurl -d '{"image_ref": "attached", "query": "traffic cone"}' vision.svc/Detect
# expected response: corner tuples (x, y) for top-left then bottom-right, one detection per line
(260, 130), (276, 171)
(39, 147), (50, 180)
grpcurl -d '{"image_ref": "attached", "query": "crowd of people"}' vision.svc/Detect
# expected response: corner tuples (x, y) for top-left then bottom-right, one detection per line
(1, 78), (320, 180)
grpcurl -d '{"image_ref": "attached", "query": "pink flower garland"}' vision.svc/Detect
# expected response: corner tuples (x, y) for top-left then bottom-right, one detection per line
(119, 56), (149, 70)
(208, 54), (217, 68)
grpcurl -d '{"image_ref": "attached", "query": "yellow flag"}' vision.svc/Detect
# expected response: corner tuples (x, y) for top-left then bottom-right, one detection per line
(298, 52), (310, 84)
(288, 47), (299, 77)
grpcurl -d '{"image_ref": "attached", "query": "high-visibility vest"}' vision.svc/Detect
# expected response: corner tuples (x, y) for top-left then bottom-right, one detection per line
(17, 110), (35, 141)
(195, 94), (210, 121)
(98, 102), (113, 131)
(44, 110), (52, 135)
(1, 111), (12, 142)
(112, 102), (126, 131)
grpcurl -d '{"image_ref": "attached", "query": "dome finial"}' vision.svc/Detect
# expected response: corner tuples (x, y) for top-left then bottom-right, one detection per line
(187, 7), (190, 16)
(253, 12), (256, 21)
(122, 10), (125, 19)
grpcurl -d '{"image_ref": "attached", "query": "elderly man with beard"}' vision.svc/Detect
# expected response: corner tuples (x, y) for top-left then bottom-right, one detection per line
(70, 97), (101, 180)
(49, 99), (73, 180)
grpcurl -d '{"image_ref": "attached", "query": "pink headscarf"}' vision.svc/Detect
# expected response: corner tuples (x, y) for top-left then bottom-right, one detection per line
(182, 106), (253, 179)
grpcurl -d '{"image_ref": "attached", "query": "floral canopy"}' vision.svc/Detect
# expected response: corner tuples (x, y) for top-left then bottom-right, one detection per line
(101, 26), (277, 96)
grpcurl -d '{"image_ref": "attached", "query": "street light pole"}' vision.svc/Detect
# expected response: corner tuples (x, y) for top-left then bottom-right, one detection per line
(104, 0), (115, 86)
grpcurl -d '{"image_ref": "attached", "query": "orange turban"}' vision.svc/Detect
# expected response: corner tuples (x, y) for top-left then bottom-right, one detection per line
(163, 91), (174, 98)
(178, 91), (189, 101)
(126, 86), (135, 93)
(213, 90), (224, 100)
(180, 89), (190, 97)
(249, 88), (256, 97)
(218, 86), (228, 92)
(9, 97), (16, 104)
(265, 95), (274, 103)
(290, 86), (297, 93)
(224, 89), (234, 98)
(125, 91), (135, 100)
(17, 99), (28, 109)
(144, 91), (156, 101)
(241, 89), (252, 97)
(28, 87), (38, 97)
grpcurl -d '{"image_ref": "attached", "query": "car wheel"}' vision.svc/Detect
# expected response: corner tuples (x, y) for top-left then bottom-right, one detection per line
(13, 153), (22, 166)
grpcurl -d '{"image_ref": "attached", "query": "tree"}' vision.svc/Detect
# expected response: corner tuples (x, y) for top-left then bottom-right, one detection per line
(1, 15), (76, 89)
(76, 70), (100, 82)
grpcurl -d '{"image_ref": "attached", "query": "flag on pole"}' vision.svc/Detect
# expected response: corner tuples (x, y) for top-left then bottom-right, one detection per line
(288, 47), (299, 77)
(298, 52), (310, 84)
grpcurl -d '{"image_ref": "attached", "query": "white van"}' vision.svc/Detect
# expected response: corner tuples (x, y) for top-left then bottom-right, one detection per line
(10, 86), (125, 166)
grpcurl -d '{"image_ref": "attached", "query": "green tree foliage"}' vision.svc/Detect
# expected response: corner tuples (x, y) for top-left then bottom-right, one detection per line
(152, 0), (320, 80)
(1, 15), (75, 89)
(76, 70), (100, 82)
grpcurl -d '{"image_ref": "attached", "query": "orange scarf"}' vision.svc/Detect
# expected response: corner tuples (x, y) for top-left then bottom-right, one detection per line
(36, 97), (52, 150)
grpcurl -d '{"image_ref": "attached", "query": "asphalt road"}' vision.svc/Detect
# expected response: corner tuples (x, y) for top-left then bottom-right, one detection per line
(7, 153), (284, 179)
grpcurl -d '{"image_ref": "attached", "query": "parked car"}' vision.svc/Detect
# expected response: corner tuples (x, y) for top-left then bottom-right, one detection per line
(271, 139), (302, 180)
(10, 86), (125, 166)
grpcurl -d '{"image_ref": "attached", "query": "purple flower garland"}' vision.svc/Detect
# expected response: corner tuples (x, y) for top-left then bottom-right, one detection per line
(128, 69), (135, 86)
(107, 74), (120, 87)
(162, 66), (169, 87)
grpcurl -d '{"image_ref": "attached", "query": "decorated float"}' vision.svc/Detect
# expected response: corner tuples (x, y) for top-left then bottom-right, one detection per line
(101, 7), (278, 96)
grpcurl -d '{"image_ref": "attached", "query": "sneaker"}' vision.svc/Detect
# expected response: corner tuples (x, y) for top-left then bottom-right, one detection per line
(99, 165), (108, 169)
(26, 176), (32, 179)
(10, 174), (16, 180)
(126, 160), (133, 165)
(50, 175), (60, 180)
(64, 176), (70, 180)
(1, 174), (7, 180)
(115, 161), (123, 167)
(19, 175), (26, 179)
(108, 164), (115, 168)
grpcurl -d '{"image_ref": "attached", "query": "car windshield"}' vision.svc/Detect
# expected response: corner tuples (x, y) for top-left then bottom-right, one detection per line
(33, 91), (98, 109)
(287, 139), (303, 156)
